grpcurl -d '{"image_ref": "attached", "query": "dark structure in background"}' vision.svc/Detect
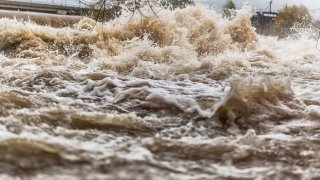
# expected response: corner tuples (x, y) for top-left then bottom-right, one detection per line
(251, 11), (277, 35)
(251, 0), (278, 35)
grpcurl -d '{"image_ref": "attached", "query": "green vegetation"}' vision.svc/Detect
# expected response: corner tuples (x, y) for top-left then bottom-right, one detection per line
(223, 0), (236, 18)
(160, 0), (194, 10)
(82, 0), (124, 22)
(82, 0), (194, 22)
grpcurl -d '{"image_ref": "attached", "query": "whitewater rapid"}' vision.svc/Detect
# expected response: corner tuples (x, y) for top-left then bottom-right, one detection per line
(0, 5), (319, 179)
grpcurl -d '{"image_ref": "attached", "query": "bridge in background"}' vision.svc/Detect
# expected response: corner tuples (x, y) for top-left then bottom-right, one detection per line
(0, 0), (89, 15)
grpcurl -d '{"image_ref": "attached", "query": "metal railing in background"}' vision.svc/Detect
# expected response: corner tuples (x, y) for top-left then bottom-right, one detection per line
(4, 0), (85, 7)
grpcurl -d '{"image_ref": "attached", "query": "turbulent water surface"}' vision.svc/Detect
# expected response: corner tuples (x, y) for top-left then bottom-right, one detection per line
(0, 6), (320, 179)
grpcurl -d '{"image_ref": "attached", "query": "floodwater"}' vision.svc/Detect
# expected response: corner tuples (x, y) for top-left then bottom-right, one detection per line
(0, 6), (319, 180)
(0, 10), (81, 27)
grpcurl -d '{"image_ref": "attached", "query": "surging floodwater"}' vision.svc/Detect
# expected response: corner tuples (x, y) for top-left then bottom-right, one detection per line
(0, 5), (320, 179)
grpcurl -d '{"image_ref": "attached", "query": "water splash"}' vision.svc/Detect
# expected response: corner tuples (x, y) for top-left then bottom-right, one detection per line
(0, 5), (319, 179)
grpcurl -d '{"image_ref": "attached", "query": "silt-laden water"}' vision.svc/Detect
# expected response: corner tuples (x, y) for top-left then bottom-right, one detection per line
(0, 6), (320, 179)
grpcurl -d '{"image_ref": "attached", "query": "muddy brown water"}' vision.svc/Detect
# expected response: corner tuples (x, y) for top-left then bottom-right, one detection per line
(0, 10), (82, 27)
(0, 6), (319, 180)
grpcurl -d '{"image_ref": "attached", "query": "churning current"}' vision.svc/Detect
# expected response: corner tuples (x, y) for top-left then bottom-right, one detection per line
(0, 5), (319, 180)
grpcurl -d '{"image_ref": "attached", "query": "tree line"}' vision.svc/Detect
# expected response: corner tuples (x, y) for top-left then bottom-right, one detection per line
(80, 0), (194, 22)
